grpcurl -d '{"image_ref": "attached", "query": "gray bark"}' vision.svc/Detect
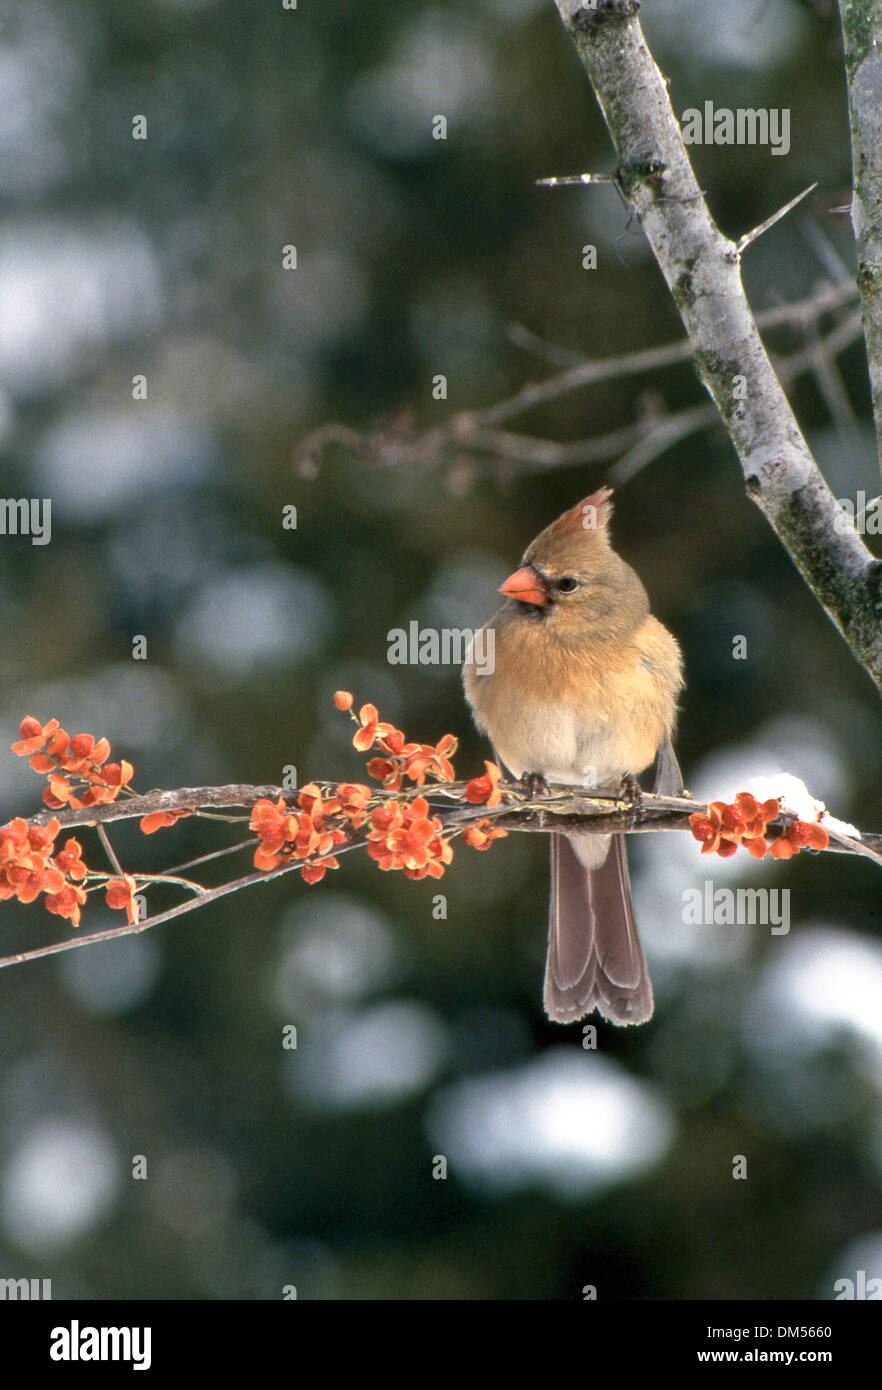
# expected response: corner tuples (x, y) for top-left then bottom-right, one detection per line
(554, 0), (882, 693)
(838, 0), (882, 473)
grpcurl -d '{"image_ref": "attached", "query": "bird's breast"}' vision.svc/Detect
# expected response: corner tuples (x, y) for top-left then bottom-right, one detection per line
(463, 609), (680, 786)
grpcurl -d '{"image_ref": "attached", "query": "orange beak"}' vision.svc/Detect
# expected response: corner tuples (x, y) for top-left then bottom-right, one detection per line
(499, 565), (548, 607)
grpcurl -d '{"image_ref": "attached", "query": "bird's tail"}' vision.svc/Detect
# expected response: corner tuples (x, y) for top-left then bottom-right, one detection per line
(544, 831), (653, 1025)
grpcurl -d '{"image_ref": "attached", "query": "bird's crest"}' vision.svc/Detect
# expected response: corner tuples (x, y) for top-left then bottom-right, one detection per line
(545, 487), (613, 541)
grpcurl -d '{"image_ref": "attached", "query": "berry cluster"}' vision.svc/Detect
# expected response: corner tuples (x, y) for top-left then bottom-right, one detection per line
(12, 717), (133, 810)
(249, 694), (509, 883)
(689, 792), (829, 860)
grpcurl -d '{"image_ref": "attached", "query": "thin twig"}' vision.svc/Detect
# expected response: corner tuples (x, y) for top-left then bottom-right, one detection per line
(508, 282), (857, 375)
(97, 824), (124, 877)
(0, 860), (305, 972)
(535, 170), (620, 187)
(609, 404), (717, 484)
(736, 183), (818, 256)
(295, 281), (859, 482)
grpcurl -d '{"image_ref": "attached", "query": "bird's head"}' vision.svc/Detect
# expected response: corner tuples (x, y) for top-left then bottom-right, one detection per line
(498, 488), (648, 636)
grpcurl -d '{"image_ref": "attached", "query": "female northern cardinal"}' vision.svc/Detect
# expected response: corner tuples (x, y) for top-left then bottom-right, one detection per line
(463, 489), (683, 1025)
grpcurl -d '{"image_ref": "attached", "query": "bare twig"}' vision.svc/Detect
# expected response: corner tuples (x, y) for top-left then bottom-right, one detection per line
(536, 170), (619, 187)
(97, 823), (124, 877)
(736, 183), (818, 256)
(296, 282), (859, 479)
(469, 285), (858, 430)
(799, 217), (854, 287)
(608, 403), (718, 483)
(507, 281), (857, 372)
(294, 294), (859, 483)
(0, 859), (305, 972)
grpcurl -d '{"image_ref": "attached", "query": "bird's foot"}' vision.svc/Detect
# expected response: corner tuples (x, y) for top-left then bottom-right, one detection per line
(618, 773), (643, 829)
(521, 771), (549, 799)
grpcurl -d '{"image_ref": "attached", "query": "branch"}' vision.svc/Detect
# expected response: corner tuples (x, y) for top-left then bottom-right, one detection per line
(838, 0), (882, 471)
(25, 783), (294, 830)
(17, 781), (882, 863)
(442, 786), (882, 866)
(4, 775), (880, 975)
(553, 0), (882, 692)
(18, 779), (879, 852)
(295, 281), (859, 482)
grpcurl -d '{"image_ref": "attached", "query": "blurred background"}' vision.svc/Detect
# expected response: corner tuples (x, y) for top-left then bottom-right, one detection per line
(1, 0), (881, 1300)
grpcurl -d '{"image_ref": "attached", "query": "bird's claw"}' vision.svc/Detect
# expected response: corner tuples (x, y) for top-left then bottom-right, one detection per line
(521, 772), (549, 799)
(619, 773), (642, 802)
(618, 774), (643, 829)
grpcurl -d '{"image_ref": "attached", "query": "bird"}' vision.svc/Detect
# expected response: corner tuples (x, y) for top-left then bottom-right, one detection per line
(462, 488), (683, 1026)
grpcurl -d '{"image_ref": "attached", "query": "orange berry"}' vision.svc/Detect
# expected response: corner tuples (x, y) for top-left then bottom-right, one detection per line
(769, 838), (795, 859)
(787, 820), (814, 847)
(689, 814), (715, 842)
(721, 804), (745, 832)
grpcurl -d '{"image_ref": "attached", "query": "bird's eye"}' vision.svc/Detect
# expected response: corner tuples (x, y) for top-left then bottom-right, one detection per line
(557, 576), (579, 593)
